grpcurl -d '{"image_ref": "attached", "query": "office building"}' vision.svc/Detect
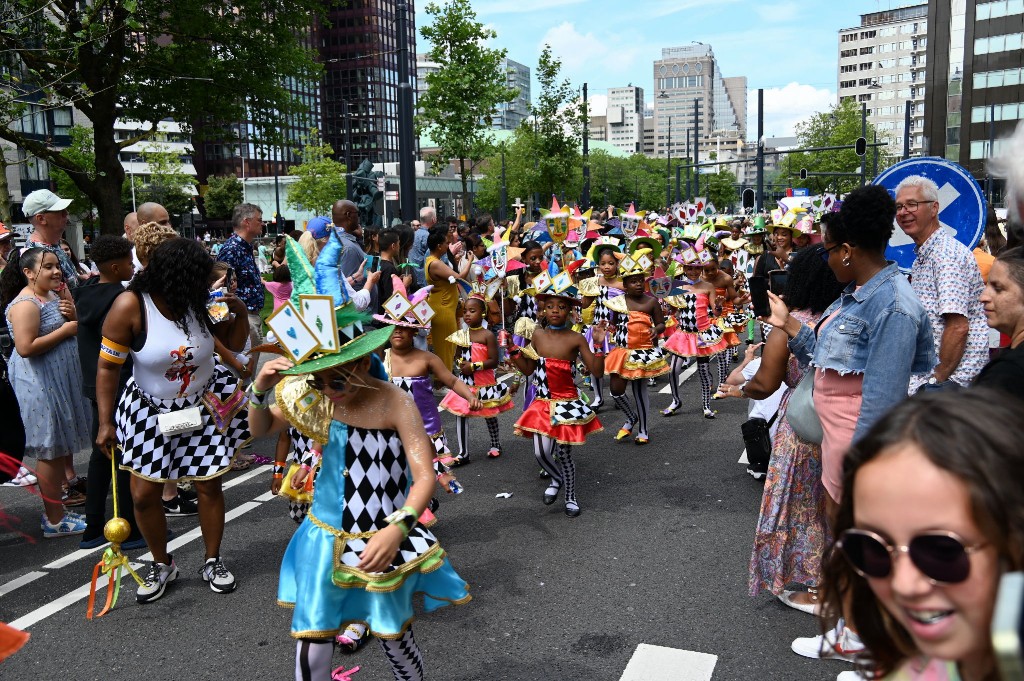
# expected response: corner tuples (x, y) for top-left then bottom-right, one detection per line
(417, 55), (531, 131)
(320, 0), (417, 168)
(924, 0), (1024, 193)
(605, 86), (645, 155)
(837, 4), (928, 155)
(589, 114), (608, 142)
(651, 45), (746, 163)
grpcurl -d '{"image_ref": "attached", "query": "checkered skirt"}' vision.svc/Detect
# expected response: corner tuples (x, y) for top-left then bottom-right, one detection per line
(116, 364), (250, 482)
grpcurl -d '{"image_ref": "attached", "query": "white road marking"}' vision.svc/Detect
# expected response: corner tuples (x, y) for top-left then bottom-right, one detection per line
(619, 643), (717, 681)
(658, 362), (697, 394)
(254, 491), (279, 502)
(738, 449), (748, 464)
(43, 546), (109, 571)
(0, 571), (48, 598)
(222, 465), (269, 489)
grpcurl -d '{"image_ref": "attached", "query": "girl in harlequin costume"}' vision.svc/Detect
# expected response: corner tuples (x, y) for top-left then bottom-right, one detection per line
(604, 248), (669, 445)
(578, 239), (624, 411)
(505, 240), (546, 409)
(701, 254), (746, 398)
(662, 259), (728, 419)
(373, 276), (482, 476)
(248, 231), (470, 681)
(439, 294), (514, 460)
(510, 278), (608, 518)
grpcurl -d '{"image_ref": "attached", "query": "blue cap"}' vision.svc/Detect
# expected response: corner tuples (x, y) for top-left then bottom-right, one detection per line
(306, 216), (332, 239)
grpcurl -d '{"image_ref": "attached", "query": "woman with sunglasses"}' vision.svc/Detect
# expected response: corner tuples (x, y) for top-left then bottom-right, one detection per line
(763, 186), (935, 663)
(820, 389), (1024, 681)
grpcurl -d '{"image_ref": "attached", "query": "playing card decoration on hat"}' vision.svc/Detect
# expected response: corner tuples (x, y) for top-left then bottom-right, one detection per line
(532, 265), (581, 305)
(618, 248), (656, 278)
(541, 196), (571, 244)
(374, 276), (436, 329)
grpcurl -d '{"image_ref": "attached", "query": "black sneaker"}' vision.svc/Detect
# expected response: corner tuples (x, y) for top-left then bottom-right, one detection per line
(176, 482), (198, 503)
(163, 494), (199, 517)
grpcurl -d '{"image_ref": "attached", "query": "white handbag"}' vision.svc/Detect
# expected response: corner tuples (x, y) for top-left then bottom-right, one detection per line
(157, 406), (203, 436)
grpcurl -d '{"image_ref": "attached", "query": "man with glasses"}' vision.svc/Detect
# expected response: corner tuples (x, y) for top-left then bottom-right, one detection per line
(894, 175), (988, 392)
(217, 203), (267, 373)
(331, 199), (378, 312)
(22, 189), (79, 292)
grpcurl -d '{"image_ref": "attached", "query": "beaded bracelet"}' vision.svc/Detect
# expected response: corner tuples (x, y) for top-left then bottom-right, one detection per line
(249, 385), (270, 409)
(272, 463), (286, 477)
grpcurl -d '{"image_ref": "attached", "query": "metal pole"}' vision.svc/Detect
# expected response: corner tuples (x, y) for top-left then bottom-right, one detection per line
(685, 129), (691, 202)
(987, 102), (996, 204)
(129, 162), (136, 212)
(666, 115), (672, 208)
(756, 88), (764, 212)
(396, 1), (417, 222)
(343, 100), (353, 200)
(860, 102), (867, 187)
(582, 82), (590, 209)
(903, 101), (911, 160)
(675, 165), (681, 204)
(873, 131), (878, 178)
(499, 148), (507, 222)
(692, 98), (699, 199)
(274, 144), (282, 231)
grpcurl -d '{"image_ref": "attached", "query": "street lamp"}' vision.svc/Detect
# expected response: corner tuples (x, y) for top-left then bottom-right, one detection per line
(666, 115), (672, 207)
(127, 156), (143, 212)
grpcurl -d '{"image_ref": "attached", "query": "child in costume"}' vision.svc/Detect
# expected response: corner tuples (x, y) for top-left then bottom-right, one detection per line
(663, 260), (728, 418)
(510, 277), (607, 517)
(439, 295), (513, 460)
(604, 248), (669, 445)
(248, 230), (470, 681)
(373, 275), (481, 480)
(506, 240), (546, 409)
(578, 240), (623, 411)
(702, 255), (746, 397)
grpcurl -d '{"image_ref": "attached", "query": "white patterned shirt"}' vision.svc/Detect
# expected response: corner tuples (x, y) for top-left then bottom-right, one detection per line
(909, 228), (988, 391)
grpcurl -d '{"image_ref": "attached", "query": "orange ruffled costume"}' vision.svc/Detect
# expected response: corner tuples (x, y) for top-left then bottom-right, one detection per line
(514, 346), (602, 445)
(604, 297), (669, 380)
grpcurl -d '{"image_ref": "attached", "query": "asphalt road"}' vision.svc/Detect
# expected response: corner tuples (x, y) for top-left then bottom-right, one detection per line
(0, 368), (848, 681)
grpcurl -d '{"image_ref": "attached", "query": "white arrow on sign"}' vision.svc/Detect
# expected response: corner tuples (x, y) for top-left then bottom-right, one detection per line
(889, 181), (961, 247)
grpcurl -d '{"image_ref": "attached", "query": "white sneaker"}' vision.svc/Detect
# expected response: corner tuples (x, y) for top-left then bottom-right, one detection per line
(837, 672), (866, 680)
(791, 618), (864, 661)
(136, 556), (179, 603)
(3, 466), (37, 487)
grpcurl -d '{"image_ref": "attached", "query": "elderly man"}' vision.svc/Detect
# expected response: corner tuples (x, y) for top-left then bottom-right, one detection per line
(217, 203), (267, 368)
(895, 175), (988, 391)
(409, 205), (436, 265)
(22, 189), (79, 292)
(331, 198), (379, 311)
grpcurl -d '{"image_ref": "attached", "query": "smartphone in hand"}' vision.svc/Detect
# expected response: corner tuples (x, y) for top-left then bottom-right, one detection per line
(768, 269), (789, 296)
(749, 275), (771, 318)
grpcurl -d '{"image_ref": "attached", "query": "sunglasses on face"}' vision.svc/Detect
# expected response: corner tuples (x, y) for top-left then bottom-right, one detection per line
(306, 367), (361, 392)
(837, 528), (986, 584)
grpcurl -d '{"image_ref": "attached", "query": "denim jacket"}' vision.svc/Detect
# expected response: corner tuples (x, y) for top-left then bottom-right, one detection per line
(789, 262), (935, 443)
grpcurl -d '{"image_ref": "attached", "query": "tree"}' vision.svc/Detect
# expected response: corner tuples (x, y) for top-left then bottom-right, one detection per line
(785, 99), (890, 195)
(124, 146), (195, 217)
(203, 175), (244, 220)
(51, 125), (99, 230)
(286, 129), (347, 217)
(417, 0), (518, 217)
(529, 46), (587, 200)
(0, 0), (327, 234)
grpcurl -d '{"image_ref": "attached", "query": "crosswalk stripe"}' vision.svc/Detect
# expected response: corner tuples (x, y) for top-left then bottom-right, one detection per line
(658, 363), (697, 394)
(619, 643), (717, 681)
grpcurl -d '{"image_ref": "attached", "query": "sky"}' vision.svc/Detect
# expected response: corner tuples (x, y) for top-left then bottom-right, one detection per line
(414, 0), (912, 139)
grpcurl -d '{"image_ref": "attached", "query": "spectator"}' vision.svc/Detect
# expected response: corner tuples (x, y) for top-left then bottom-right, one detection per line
(298, 216), (332, 265)
(61, 239), (95, 279)
(426, 227), (474, 375)
(0, 223), (14, 270)
(974, 246), (1024, 399)
(895, 175), (988, 391)
(409, 206), (436, 287)
(22, 189), (78, 292)
(217, 203), (267, 367)
(122, 211), (139, 243)
(822, 390), (1024, 681)
(137, 202), (172, 229)
(332, 199), (376, 310)
(1, 247), (92, 536)
(374, 229), (411, 321)
(265, 265), (293, 312)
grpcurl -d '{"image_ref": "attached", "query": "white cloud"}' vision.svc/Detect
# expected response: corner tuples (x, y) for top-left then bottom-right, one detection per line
(538, 22), (643, 82)
(475, 0), (585, 14)
(748, 82), (835, 138)
(754, 1), (801, 23)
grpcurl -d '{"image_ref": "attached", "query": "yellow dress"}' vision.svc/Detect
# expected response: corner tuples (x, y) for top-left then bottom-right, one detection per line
(426, 255), (459, 371)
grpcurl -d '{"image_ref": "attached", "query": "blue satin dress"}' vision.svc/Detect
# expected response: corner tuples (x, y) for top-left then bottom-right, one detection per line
(277, 419), (471, 639)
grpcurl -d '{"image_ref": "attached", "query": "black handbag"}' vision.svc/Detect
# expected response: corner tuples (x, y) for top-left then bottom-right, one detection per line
(0, 353), (26, 484)
(741, 410), (778, 477)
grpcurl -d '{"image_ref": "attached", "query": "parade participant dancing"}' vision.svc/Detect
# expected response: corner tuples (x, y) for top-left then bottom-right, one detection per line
(440, 295), (513, 460)
(703, 255), (745, 395)
(511, 277), (607, 517)
(249, 231), (470, 681)
(578, 241), (624, 411)
(662, 260), (728, 418)
(604, 249), (668, 445)
(507, 240), (546, 408)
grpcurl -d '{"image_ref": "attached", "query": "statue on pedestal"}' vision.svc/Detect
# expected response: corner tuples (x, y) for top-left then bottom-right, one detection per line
(350, 159), (383, 229)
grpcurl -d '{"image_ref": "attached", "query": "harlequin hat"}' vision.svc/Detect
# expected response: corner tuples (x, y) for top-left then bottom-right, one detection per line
(274, 230), (390, 376)
(628, 236), (663, 260)
(372, 275), (436, 330)
(539, 196), (572, 244)
(619, 247), (656, 278)
(745, 216), (768, 235)
(532, 264), (582, 306)
(584, 236), (625, 265)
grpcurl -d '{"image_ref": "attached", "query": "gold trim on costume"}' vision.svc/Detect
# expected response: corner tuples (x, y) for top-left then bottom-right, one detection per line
(275, 375), (331, 444)
(604, 295), (629, 314)
(445, 328), (472, 348)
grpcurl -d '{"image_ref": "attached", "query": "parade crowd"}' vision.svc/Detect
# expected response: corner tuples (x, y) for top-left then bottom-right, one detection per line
(3, 122), (1024, 681)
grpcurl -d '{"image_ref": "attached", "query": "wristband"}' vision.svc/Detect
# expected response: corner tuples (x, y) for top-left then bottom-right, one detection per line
(99, 337), (129, 365)
(300, 463), (312, 472)
(251, 384), (270, 397)
(592, 351), (605, 358)
(249, 384), (270, 409)
(472, 361), (483, 371)
(272, 463), (286, 476)
(272, 473), (284, 480)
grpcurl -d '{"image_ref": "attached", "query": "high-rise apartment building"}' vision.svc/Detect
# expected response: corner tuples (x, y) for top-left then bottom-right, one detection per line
(416, 55), (531, 131)
(924, 0), (1024, 194)
(605, 86), (645, 155)
(837, 5), (928, 155)
(651, 45), (746, 163)
(320, 0), (417, 168)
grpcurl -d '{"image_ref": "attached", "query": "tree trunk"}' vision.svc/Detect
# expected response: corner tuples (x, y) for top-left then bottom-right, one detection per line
(90, 110), (127, 235)
(0, 150), (12, 224)
(459, 157), (469, 220)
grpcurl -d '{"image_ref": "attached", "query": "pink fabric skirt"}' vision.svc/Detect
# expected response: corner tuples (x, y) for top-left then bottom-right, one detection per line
(813, 368), (863, 503)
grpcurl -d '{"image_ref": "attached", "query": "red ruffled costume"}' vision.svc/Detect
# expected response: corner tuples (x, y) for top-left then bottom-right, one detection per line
(440, 336), (514, 418)
(514, 353), (602, 445)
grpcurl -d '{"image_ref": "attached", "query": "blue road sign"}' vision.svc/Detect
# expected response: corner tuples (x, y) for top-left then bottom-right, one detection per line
(872, 157), (986, 272)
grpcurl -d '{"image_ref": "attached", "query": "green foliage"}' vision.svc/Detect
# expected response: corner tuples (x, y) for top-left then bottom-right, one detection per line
(203, 174), (244, 219)
(116, 146), (194, 216)
(529, 46), (587, 200)
(785, 99), (891, 195)
(417, 0), (518, 211)
(50, 126), (99, 226)
(0, 0), (328, 233)
(286, 129), (347, 217)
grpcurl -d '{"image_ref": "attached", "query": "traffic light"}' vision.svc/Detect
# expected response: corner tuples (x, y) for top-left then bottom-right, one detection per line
(800, 168), (808, 180)
(855, 136), (867, 156)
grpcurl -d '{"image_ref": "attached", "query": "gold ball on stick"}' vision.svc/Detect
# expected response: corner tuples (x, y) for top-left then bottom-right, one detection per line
(103, 517), (132, 545)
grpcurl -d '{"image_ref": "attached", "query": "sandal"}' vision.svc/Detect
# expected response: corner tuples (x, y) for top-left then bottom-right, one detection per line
(487, 447), (501, 458)
(336, 623), (371, 653)
(231, 454), (253, 471)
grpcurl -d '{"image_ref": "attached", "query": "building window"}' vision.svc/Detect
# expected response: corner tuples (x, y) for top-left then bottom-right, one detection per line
(841, 49), (857, 58)
(975, 32), (1024, 55)
(971, 102), (1024, 123)
(859, 46), (874, 55)
(977, 0), (1024, 20)
(974, 66), (1024, 89)
(840, 80), (856, 89)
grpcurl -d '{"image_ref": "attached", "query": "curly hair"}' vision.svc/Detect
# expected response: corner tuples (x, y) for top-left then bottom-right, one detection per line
(832, 185), (895, 252)
(819, 389), (1024, 679)
(0, 247), (50, 312)
(784, 244), (845, 315)
(134, 222), (178, 267)
(90, 234), (133, 265)
(129, 238), (214, 337)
